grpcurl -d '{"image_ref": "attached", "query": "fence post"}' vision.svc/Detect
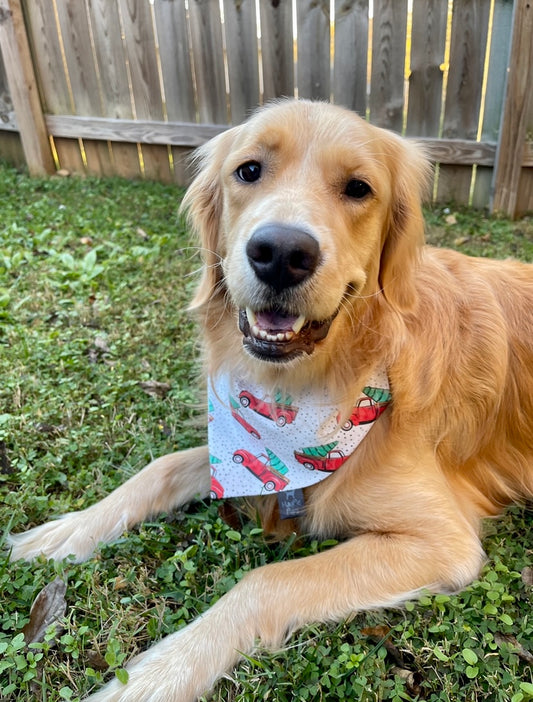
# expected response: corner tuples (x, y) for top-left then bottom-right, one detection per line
(491, 0), (533, 217)
(0, 0), (55, 175)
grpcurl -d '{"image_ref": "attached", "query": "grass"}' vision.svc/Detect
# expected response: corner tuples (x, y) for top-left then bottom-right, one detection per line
(0, 163), (531, 702)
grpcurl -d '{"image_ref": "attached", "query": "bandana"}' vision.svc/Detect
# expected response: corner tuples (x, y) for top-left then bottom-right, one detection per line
(208, 369), (390, 517)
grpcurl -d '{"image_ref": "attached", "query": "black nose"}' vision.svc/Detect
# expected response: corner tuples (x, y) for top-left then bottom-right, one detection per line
(246, 224), (320, 292)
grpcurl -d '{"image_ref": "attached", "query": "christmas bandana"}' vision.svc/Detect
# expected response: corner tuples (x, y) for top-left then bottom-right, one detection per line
(208, 370), (390, 501)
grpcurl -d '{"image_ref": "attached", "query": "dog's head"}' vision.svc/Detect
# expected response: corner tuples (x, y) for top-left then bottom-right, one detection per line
(182, 100), (429, 370)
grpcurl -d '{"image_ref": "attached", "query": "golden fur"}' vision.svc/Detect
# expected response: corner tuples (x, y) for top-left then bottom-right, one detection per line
(9, 100), (533, 702)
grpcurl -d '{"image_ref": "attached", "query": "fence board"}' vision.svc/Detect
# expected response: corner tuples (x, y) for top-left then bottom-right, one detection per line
(188, 0), (227, 124)
(153, 0), (193, 182)
(472, 0), (513, 208)
(45, 115), (226, 145)
(118, 0), (172, 182)
(295, 0), (330, 101)
(21, 0), (81, 171)
(492, 0), (533, 216)
(437, 0), (490, 204)
(370, 0), (408, 131)
(406, 0), (447, 137)
(516, 93), (533, 214)
(224, 0), (259, 123)
(154, 0), (195, 122)
(0, 0), (53, 173)
(86, 0), (141, 179)
(0, 129), (24, 166)
(0, 37), (23, 165)
(54, 0), (108, 175)
(153, 0), (197, 183)
(0, 46), (16, 130)
(258, 0), (294, 102)
(333, 0), (369, 115)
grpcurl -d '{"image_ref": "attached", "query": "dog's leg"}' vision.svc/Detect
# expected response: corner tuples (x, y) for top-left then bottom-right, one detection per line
(85, 525), (484, 702)
(8, 445), (210, 563)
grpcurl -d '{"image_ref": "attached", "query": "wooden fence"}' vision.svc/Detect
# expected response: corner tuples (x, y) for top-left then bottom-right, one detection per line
(0, 0), (532, 216)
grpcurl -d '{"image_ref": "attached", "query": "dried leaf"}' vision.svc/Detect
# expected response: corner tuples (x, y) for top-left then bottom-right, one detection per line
(21, 577), (67, 644)
(495, 633), (533, 665)
(445, 214), (457, 225)
(361, 624), (391, 640)
(88, 336), (111, 363)
(139, 380), (171, 399)
(362, 625), (420, 687)
(454, 236), (469, 246)
(85, 649), (109, 672)
(34, 422), (66, 436)
(391, 667), (424, 696)
(0, 440), (12, 474)
(522, 566), (533, 586)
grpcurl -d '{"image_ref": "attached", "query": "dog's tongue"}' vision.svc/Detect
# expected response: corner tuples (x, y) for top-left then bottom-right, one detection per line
(256, 310), (299, 332)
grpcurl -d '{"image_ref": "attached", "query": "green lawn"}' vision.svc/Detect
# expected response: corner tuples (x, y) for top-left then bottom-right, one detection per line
(0, 165), (532, 701)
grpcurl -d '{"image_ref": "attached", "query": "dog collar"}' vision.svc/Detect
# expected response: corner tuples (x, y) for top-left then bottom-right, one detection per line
(208, 370), (391, 518)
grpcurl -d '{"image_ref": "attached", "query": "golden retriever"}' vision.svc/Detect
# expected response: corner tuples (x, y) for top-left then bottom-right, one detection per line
(9, 99), (533, 701)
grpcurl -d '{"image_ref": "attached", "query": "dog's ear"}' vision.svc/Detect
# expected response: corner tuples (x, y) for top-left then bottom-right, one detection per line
(378, 134), (431, 312)
(180, 127), (239, 312)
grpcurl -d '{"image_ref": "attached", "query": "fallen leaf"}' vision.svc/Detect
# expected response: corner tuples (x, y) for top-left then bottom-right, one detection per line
(454, 236), (470, 246)
(21, 577), (67, 644)
(139, 380), (171, 399)
(88, 336), (111, 363)
(391, 666), (424, 696)
(34, 422), (66, 436)
(136, 227), (149, 240)
(445, 214), (457, 225)
(495, 633), (533, 664)
(362, 625), (421, 689)
(85, 649), (109, 672)
(55, 169), (70, 178)
(522, 566), (533, 586)
(0, 440), (12, 474)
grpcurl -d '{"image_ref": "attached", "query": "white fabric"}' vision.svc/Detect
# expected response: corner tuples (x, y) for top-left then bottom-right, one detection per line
(208, 369), (390, 499)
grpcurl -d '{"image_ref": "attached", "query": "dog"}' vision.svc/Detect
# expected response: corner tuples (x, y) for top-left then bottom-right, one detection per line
(9, 99), (533, 701)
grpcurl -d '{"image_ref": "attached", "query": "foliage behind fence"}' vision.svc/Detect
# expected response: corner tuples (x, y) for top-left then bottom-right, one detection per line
(0, 0), (532, 215)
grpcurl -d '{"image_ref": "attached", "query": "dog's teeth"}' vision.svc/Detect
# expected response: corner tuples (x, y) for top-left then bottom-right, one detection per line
(259, 330), (268, 340)
(246, 308), (257, 327)
(277, 333), (286, 341)
(252, 324), (260, 337)
(292, 314), (306, 334)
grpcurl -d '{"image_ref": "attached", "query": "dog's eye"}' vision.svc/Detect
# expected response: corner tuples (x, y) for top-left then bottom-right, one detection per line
(235, 161), (262, 183)
(344, 179), (371, 199)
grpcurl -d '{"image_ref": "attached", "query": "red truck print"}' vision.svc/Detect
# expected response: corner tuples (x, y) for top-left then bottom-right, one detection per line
(209, 454), (225, 499)
(341, 398), (388, 430)
(238, 390), (298, 427)
(294, 442), (349, 472)
(232, 449), (289, 492)
(210, 477), (224, 499)
(341, 387), (391, 431)
(229, 396), (261, 439)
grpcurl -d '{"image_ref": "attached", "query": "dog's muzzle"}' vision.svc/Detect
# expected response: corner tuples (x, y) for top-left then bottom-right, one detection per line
(238, 308), (337, 362)
(239, 224), (334, 362)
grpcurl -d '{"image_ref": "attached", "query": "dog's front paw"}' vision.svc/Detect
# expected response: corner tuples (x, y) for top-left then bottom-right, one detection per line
(84, 618), (236, 702)
(84, 644), (194, 702)
(7, 508), (126, 563)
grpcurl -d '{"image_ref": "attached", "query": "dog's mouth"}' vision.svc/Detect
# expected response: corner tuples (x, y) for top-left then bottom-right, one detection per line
(238, 307), (337, 363)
